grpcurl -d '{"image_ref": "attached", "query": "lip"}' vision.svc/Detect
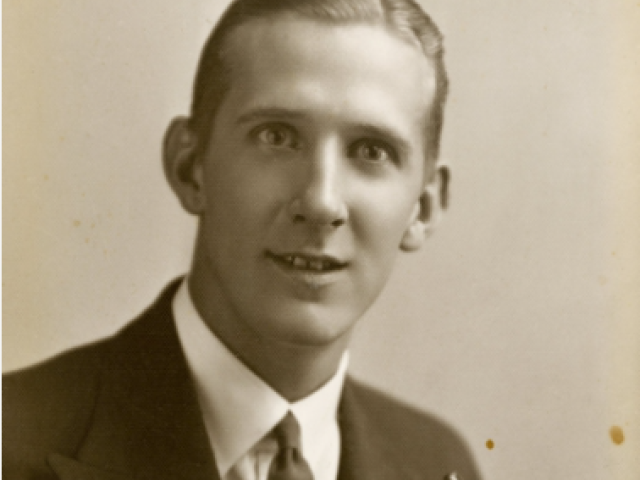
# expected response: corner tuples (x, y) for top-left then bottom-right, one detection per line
(265, 250), (348, 290)
(266, 250), (348, 271)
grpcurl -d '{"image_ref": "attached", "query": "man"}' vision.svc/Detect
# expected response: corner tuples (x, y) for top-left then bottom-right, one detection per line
(3, 0), (481, 479)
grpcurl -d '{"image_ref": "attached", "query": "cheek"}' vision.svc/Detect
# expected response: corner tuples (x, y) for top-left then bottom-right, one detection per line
(351, 202), (415, 287)
(353, 183), (418, 248)
(203, 156), (283, 226)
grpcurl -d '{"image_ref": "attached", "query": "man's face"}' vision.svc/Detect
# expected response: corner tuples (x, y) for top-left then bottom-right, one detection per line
(190, 18), (437, 350)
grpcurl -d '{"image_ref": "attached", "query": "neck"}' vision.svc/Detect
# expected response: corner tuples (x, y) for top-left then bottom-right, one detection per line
(222, 331), (348, 402)
(188, 256), (351, 402)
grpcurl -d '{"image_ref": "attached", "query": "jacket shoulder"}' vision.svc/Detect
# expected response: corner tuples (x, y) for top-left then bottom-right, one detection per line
(3, 339), (111, 478)
(345, 378), (482, 479)
(2, 281), (181, 480)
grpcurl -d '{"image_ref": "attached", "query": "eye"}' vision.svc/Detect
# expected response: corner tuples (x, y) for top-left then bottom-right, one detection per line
(255, 124), (300, 150)
(349, 140), (396, 164)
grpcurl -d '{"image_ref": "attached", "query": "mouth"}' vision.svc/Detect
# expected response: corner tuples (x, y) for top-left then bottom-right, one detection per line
(266, 251), (348, 273)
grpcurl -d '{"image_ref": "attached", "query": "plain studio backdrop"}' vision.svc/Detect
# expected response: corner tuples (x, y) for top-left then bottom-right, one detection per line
(3, 1), (639, 478)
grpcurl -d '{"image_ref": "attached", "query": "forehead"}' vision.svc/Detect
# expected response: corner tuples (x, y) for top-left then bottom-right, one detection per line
(220, 16), (436, 125)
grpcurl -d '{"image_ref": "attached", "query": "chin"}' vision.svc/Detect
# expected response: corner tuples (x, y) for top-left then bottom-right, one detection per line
(252, 302), (358, 348)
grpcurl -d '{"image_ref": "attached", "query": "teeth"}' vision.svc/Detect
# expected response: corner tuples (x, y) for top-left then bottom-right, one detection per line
(278, 254), (339, 271)
(309, 260), (323, 271)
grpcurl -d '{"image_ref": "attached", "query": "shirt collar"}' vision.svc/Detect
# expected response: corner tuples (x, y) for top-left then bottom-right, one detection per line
(172, 279), (348, 477)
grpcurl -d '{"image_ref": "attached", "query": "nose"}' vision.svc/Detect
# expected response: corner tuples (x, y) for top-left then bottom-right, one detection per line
(287, 143), (348, 228)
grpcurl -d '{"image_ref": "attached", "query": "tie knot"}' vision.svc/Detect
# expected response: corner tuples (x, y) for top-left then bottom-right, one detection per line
(268, 412), (314, 480)
(273, 412), (302, 450)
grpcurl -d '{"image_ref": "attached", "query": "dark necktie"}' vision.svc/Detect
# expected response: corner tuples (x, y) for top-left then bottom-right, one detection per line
(267, 412), (314, 480)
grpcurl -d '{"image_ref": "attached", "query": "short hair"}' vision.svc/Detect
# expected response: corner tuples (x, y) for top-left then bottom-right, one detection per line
(189, 0), (448, 163)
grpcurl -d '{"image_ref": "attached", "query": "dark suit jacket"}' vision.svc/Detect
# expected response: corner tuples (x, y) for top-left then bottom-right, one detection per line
(3, 281), (482, 480)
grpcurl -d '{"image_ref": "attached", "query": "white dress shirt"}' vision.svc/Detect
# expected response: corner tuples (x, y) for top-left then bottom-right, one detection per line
(172, 280), (348, 480)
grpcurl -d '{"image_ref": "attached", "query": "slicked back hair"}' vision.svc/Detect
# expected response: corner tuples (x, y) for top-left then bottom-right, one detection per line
(189, 0), (448, 163)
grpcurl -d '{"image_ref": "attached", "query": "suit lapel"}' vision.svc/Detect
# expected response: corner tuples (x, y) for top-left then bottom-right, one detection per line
(338, 380), (421, 480)
(49, 281), (220, 480)
(48, 453), (132, 480)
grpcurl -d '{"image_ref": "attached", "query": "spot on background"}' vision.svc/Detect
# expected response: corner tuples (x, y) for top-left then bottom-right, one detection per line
(609, 426), (624, 445)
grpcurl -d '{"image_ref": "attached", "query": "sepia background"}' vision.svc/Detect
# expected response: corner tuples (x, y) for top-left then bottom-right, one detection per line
(3, 1), (639, 478)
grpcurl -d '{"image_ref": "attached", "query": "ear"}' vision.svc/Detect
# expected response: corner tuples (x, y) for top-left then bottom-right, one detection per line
(163, 116), (206, 215)
(400, 161), (451, 252)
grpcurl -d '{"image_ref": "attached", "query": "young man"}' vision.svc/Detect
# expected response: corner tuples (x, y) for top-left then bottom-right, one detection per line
(3, 1), (482, 479)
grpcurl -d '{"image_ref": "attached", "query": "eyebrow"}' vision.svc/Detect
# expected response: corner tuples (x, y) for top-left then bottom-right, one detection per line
(236, 107), (413, 157)
(236, 108), (306, 125)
